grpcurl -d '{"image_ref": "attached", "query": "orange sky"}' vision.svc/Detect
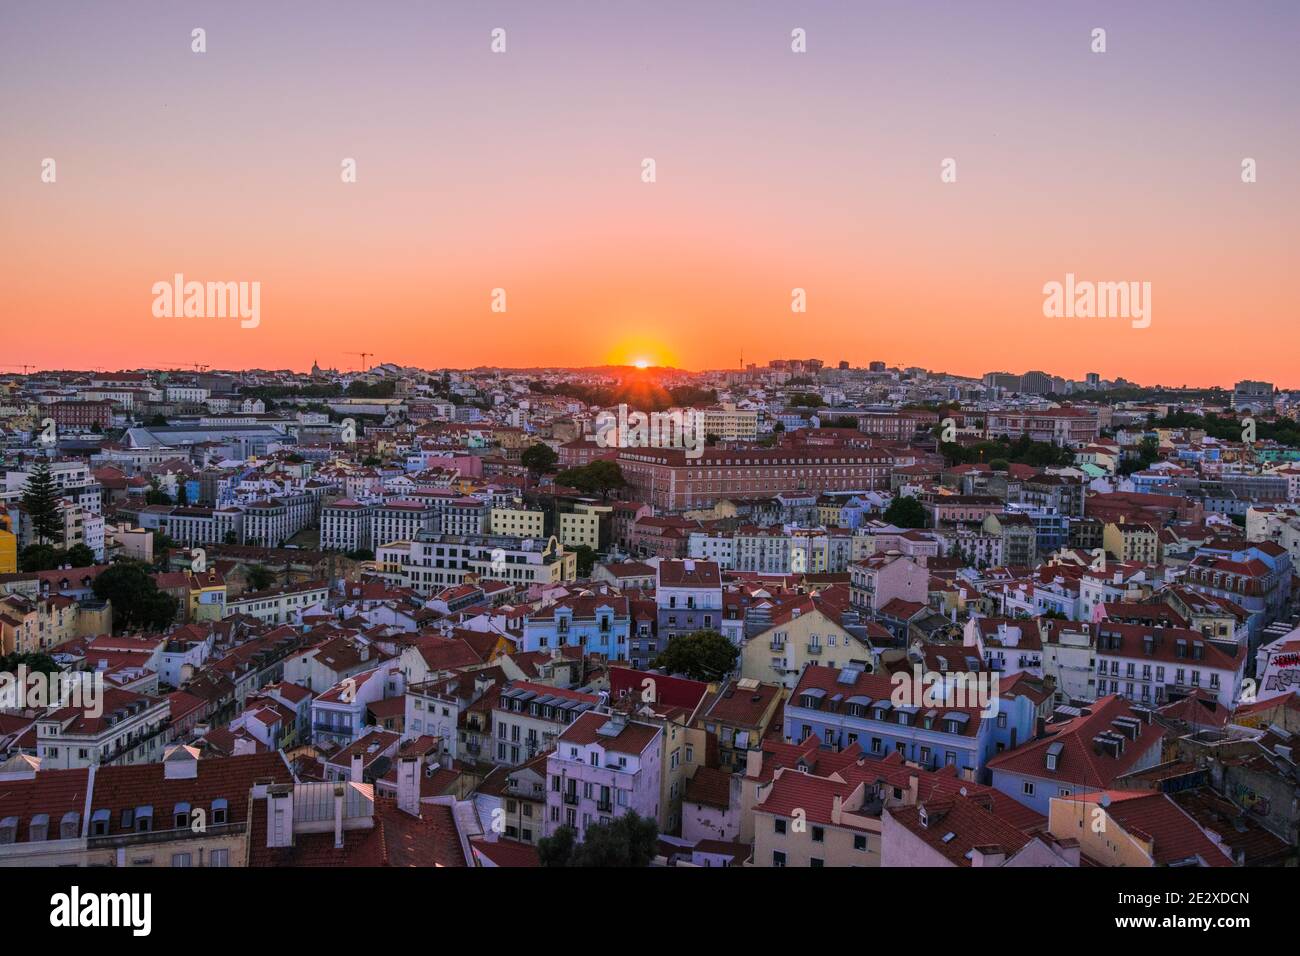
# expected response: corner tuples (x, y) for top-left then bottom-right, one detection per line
(2, 2), (1296, 385)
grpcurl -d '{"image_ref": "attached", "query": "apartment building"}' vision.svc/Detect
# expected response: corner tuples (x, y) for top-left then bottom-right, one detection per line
(491, 681), (601, 766)
(618, 447), (891, 512)
(37, 689), (170, 770)
(656, 559), (723, 650)
(849, 553), (929, 616)
(544, 711), (661, 841)
(319, 499), (374, 552)
(377, 533), (577, 596)
(1093, 622), (1243, 708)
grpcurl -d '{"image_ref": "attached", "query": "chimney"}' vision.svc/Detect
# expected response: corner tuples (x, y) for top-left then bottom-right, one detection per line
(397, 755), (422, 818)
(970, 844), (1006, 868)
(266, 785), (294, 848)
(350, 752), (364, 783)
(745, 748), (763, 779)
(333, 784), (346, 849)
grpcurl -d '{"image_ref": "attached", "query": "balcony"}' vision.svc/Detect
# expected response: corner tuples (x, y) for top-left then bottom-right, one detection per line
(563, 792), (579, 806)
(596, 800), (613, 812)
(806, 643), (822, 656)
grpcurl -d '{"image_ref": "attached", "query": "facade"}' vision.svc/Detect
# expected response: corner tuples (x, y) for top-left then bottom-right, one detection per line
(618, 447), (891, 512)
(544, 711), (662, 842)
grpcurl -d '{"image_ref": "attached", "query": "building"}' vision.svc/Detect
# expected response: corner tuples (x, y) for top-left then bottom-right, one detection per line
(848, 553), (929, 617)
(655, 559), (723, 653)
(785, 665), (1004, 780)
(618, 447), (891, 512)
(544, 711), (662, 841)
(491, 681), (601, 766)
(378, 533), (577, 596)
(987, 696), (1164, 815)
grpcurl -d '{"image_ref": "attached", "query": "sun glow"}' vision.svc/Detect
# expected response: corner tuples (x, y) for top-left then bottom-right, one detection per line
(633, 358), (651, 369)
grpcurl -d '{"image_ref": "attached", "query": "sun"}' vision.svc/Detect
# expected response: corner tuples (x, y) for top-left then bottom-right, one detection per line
(633, 358), (651, 370)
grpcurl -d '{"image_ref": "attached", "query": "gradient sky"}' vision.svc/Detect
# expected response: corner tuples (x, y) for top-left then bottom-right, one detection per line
(1, 1), (1296, 384)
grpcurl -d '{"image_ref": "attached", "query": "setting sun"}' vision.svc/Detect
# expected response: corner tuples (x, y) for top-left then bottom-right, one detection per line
(633, 359), (651, 370)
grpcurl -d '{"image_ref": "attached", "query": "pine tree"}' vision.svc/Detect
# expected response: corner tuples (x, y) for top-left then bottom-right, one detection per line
(20, 461), (64, 545)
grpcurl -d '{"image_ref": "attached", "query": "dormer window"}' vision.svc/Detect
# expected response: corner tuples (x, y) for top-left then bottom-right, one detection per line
(174, 803), (191, 830)
(135, 806), (153, 833)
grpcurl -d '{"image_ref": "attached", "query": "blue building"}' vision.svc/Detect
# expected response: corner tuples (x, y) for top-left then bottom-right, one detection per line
(783, 664), (1022, 783)
(521, 594), (631, 661)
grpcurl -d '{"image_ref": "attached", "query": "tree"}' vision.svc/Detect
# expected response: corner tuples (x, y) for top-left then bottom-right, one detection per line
(572, 545), (597, 577)
(520, 442), (559, 474)
(20, 461), (63, 545)
(0, 651), (59, 675)
(537, 812), (659, 867)
(63, 543), (96, 567)
(92, 562), (179, 632)
(572, 811), (658, 867)
(652, 629), (738, 681)
(345, 548), (375, 561)
(144, 477), (172, 506)
(246, 564), (277, 591)
(19, 544), (61, 572)
(555, 461), (627, 500)
(988, 458), (1009, 473)
(538, 825), (577, 867)
(884, 495), (927, 529)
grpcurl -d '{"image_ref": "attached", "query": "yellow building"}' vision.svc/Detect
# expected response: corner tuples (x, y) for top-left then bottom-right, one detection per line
(188, 567), (229, 622)
(1102, 521), (1161, 564)
(491, 505), (546, 539)
(740, 599), (875, 691)
(0, 594), (78, 655)
(0, 507), (16, 574)
(559, 503), (609, 551)
(1047, 791), (1229, 867)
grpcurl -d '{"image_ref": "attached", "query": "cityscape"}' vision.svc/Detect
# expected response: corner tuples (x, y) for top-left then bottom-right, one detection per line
(0, 0), (1294, 930)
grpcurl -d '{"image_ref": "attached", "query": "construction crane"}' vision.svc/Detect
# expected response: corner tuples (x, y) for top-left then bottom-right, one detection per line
(160, 361), (210, 372)
(345, 352), (374, 371)
(0, 364), (36, 373)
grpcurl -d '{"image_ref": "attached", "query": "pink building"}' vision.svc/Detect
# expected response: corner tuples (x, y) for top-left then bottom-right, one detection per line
(545, 711), (662, 841)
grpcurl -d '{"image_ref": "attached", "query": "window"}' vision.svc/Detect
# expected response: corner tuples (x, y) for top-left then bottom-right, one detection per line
(772, 851), (786, 867)
(811, 826), (824, 843)
(774, 818), (787, 835)
(208, 849), (229, 867)
(854, 834), (867, 851)
(1022, 781), (1035, 796)
(171, 853), (192, 867)
(810, 858), (824, 868)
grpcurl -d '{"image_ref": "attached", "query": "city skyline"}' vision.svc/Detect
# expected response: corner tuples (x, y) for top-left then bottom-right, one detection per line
(3, 1), (1297, 383)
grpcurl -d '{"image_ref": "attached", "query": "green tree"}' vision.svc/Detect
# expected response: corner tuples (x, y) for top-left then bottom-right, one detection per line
(537, 812), (659, 867)
(63, 543), (96, 567)
(19, 544), (61, 572)
(92, 562), (179, 632)
(20, 461), (64, 545)
(572, 811), (659, 867)
(538, 825), (577, 867)
(520, 442), (559, 474)
(572, 544), (597, 577)
(884, 495), (927, 529)
(0, 651), (59, 675)
(246, 564), (277, 591)
(652, 629), (738, 681)
(144, 477), (172, 506)
(555, 461), (627, 500)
